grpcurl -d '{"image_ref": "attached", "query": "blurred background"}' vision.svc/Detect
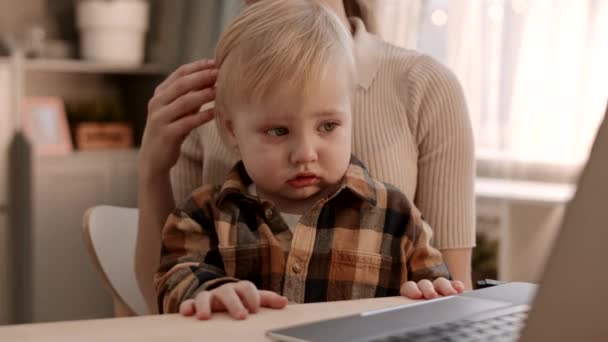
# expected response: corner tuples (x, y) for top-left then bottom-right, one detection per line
(0, 0), (606, 326)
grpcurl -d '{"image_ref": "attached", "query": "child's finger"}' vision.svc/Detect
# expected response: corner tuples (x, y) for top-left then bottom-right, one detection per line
(451, 280), (465, 293)
(194, 291), (213, 320)
(433, 277), (457, 296)
(418, 279), (440, 299)
(215, 287), (249, 320)
(400, 281), (423, 299)
(179, 299), (196, 316)
(235, 281), (261, 313)
(259, 290), (289, 309)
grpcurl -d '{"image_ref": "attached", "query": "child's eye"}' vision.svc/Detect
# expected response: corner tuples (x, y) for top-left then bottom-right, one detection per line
(319, 122), (338, 132)
(265, 127), (289, 136)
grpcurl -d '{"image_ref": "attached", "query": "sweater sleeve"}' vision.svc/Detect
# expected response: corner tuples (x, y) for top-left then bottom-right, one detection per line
(170, 129), (204, 205)
(407, 55), (476, 249)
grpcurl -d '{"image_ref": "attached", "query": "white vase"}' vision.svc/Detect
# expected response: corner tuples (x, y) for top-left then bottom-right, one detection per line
(76, 0), (150, 65)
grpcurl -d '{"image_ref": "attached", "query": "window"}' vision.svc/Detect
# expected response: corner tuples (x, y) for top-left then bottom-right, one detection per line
(382, 0), (608, 166)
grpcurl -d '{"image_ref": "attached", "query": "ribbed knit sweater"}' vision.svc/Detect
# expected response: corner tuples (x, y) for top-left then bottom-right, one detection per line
(171, 18), (476, 249)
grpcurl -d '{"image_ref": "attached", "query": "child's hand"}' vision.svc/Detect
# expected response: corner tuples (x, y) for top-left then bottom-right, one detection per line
(400, 278), (465, 300)
(179, 281), (288, 320)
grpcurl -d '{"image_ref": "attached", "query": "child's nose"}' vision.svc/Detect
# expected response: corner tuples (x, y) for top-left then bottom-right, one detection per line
(289, 138), (318, 164)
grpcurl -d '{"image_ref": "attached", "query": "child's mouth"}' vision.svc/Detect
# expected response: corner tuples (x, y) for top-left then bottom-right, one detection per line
(287, 175), (320, 188)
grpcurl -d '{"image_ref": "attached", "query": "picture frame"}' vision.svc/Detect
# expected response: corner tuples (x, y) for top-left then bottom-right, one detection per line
(22, 97), (73, 155)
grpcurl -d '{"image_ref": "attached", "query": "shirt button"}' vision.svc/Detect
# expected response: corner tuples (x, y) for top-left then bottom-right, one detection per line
(292, 262), (302, 274)
(265, 208), (273, 220)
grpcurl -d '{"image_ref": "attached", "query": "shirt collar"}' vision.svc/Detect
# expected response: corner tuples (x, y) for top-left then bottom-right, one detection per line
(341, 156), (378, 206)
(216, 156), (378, 207)
(351, 17), (382, 90)
(216, 162), (255, 207)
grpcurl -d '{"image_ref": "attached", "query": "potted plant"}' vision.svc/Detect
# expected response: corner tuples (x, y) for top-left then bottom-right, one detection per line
(75, 0), (150, 64)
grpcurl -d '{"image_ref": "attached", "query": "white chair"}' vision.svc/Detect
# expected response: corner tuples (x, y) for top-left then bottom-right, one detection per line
(82, 205), (149, 316)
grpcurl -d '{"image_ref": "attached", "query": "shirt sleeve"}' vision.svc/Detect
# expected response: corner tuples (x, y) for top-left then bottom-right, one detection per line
(405, 207), (452, 282)
(154, 190), (238, 314)
(408, 55), (476, 249)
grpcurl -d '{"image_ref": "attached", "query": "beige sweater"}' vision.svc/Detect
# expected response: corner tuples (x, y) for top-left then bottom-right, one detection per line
(171, 18), (476, 249)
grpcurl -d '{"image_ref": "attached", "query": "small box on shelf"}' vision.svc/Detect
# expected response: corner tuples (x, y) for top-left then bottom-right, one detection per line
(75, 122), (133, 150)
(67, 99), (135, 151)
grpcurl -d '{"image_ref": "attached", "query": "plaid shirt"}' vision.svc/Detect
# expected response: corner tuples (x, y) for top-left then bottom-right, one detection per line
(155, 157), (450, 313)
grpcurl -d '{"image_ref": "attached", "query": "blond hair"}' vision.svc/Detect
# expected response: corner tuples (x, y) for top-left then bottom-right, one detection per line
(215, 0), (356, 122)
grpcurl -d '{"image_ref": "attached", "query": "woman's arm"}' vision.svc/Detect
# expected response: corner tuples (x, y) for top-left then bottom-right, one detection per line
(441, 248), (473, 290)
(136, 171), (175, 313)
(408, 55), (476, 290)
(135, 59), (218, 313)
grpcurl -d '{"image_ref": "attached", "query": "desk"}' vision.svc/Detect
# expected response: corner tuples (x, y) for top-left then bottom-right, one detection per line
(475, 177), (575, 205)
(475, 177), (574, 281)
(0, 296), (416, 341)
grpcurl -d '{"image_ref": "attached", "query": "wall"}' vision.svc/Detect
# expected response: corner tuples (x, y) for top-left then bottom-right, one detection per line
(0, 1), (45, 35)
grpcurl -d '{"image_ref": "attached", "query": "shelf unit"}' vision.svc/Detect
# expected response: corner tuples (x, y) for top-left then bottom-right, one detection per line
(0, 0), (187, 326)
(1, 0), (260, 326)
(1, 53), (166, 324)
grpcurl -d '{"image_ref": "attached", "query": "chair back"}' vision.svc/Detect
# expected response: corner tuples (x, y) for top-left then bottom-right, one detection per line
(82, 205), (148, 316)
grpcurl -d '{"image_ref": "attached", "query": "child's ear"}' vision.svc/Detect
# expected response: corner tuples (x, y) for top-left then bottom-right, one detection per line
(216, 108), (239, 149)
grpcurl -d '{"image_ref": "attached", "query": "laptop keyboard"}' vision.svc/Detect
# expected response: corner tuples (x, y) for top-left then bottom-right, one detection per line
(369, 310), (528, 342)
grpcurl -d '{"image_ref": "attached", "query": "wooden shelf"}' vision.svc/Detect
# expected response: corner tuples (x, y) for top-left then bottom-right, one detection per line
(20, 58), (167, 75)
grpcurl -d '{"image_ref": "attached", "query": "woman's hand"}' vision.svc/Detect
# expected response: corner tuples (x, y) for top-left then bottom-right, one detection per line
(139, 59), (218, 179)
(179, 281), (288, 320)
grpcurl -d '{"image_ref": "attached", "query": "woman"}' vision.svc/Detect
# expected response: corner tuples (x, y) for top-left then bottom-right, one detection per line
(137, 0), (475, 312)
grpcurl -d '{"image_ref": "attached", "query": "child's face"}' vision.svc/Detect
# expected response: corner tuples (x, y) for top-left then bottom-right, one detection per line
(226, 65), (353, 213)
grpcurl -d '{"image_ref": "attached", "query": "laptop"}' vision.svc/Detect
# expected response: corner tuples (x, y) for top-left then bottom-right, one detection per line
(267, 105), (608, 342)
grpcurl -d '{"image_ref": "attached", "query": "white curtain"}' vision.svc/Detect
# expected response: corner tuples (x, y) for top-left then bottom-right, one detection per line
(445, 0), (608, 167)
(374, 0), (423, 49)
(446, 0), (486, 149)
(507, 0), (608, 165)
